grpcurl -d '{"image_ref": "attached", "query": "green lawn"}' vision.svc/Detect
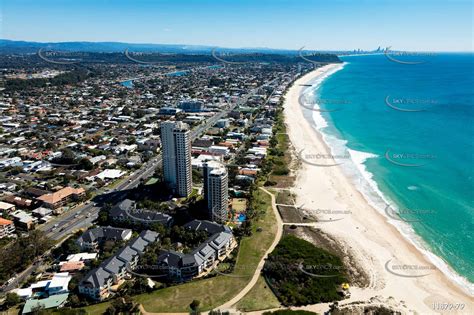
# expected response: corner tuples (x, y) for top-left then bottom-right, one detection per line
(81, 302), (110, 315)
(235, 275), (280, 312)
(82, 188), (277, 313)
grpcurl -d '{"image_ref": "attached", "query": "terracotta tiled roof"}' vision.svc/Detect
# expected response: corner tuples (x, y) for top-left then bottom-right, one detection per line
(37, 187), (85, 205)
(60, 261), (85, 272)
(0, 217), (13, 226)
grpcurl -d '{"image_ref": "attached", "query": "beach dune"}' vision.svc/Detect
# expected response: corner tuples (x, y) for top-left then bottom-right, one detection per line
(283, 64), (473, 314)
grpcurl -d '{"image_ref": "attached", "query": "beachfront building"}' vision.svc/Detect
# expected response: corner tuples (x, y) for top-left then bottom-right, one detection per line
(156, 220), (236, 281)
(203, 162), (229, 223)
(15, 272), (72, 300)
(78, 230), (158, 301)
(109, 199), (173, 227)
(160, 121), (192, 197)
(76, 227), (132, 251)
(21, 293), (69, 314)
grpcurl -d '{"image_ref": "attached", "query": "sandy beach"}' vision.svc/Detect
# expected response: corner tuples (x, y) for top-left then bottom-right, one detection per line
(283, 64), (473, 314)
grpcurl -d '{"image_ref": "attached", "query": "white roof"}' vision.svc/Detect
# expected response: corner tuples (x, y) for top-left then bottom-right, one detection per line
(15, 288), (33, 298)
(191, 155), (222, 169)
(0, 201), (15, 210)
(96, 169), (125, 180)
(31, 280), (49, 289)
(66, 252), (98, 262)
(48, 272), (71, 290)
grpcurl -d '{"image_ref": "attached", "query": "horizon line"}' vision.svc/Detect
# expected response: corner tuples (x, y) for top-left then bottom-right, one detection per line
(2, 38), (473, 53)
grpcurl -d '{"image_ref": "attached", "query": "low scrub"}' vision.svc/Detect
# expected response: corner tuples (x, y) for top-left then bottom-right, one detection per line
(263, 235), (347, 306)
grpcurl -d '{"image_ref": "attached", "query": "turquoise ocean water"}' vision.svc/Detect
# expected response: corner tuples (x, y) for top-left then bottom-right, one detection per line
(304, 53), (473, 292)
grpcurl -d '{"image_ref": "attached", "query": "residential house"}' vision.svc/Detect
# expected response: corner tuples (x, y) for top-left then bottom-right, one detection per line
(22, 293), (69, 314)
(0, 217), (15, 238)
(11, 210), (36, 230)
(3, 195), (33, 208)
(0, 201), (15, 213)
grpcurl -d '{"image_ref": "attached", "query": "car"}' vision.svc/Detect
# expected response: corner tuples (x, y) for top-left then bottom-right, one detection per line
(74, 214), (80, 218)
(53, 223), (59, 228)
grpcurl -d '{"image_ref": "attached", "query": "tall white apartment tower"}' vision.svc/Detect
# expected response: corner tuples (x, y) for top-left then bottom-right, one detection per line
(160, 121), (193, 197)
(203, 162), (229, 223)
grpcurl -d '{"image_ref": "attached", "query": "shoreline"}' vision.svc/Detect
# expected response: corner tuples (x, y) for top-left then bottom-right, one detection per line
(283, 64), (472, 314)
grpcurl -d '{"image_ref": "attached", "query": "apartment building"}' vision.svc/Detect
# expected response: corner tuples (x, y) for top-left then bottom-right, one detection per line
(160, 121), (192, 197)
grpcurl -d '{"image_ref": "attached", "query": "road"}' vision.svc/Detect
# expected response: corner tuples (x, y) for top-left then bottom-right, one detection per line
(2, 76), (282, 294)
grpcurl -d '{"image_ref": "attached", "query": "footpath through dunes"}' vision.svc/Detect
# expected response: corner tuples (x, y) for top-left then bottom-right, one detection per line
(283, 64), (474, 314)
(217, 187), (283, 310)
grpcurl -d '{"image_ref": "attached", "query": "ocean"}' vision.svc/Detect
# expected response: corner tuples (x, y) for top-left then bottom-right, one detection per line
(304, 53), (473, 293)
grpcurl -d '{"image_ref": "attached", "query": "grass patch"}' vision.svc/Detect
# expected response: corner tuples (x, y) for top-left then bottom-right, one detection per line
(231, 198), (247, 212)
(275, 190), (294, 205)
(235, 276), (280, 312)
(80, 302), (110, 315)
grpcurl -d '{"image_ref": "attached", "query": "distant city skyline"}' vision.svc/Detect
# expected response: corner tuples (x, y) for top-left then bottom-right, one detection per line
(1, 0), (472, 52)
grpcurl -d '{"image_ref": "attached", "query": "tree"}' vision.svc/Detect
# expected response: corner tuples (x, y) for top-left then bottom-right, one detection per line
(68, 294), (81, 307)
(106, 296), (138, 314)
(190, 299), (201, 311)
(30, 304), (46, 315)
(78, 158), (94, 171)
(4, 292), (20, 307)
(97, 210), (109, 226)
(52, 237), (80, 258)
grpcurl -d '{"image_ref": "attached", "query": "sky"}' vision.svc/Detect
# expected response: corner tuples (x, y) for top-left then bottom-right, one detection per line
(1, 0), (473, 51)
